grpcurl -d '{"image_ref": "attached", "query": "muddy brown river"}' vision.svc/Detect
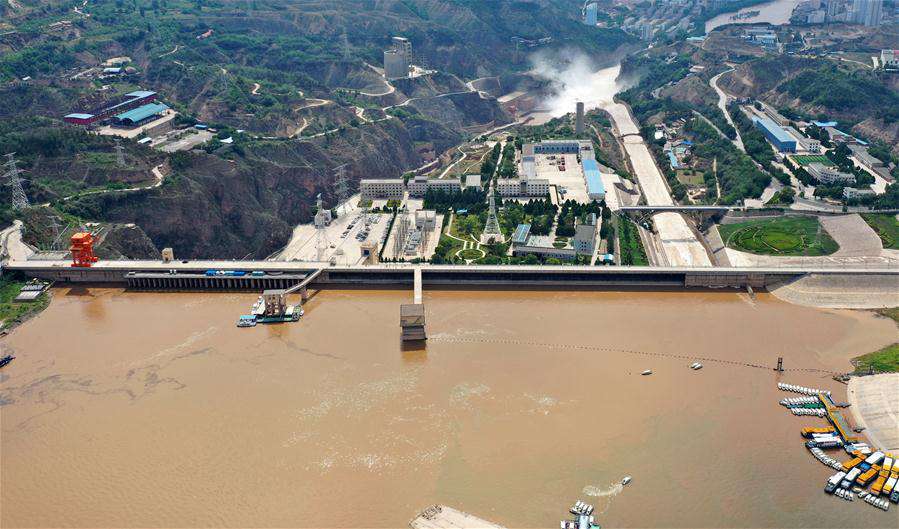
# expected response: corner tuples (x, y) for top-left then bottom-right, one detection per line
(2, 288), (897, 528)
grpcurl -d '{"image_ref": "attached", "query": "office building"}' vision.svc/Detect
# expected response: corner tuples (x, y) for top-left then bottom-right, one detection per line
(408, 176), (462, 198)
(572, 213), (598, 256)
(360, 178), (404, 200)
(496, 178), (550, 198)
(806, 163), (855, 185)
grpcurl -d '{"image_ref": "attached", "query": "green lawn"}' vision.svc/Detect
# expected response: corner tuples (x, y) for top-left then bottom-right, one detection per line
(791, 154), (834, 167)
(458, 248), (483, 260)
(861, 214), (899, 250)
(854, 343), (899, 374)
(0, 277), (50, 328)
(718, 216), (839, 256)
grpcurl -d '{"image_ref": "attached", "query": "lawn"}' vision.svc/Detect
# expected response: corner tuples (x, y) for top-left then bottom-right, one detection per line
(458, 248), (484, 261)
(791, 154), (834, 167)
(861, 213), (899, 250)
(718, 216), (839, 256)
(0, 277), (50, 328)
(853, 309), (899, 374)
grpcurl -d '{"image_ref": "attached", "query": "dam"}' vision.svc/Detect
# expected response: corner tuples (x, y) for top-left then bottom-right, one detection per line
(5, 259), (899, 290)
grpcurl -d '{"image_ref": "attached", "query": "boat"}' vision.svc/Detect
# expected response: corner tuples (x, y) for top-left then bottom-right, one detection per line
(0, 355), (14, 368)
(622, 476), (632, 485)
(236, 315), (257, 328)
(641, 370), (652, 376)
(690, 362), (703, 370)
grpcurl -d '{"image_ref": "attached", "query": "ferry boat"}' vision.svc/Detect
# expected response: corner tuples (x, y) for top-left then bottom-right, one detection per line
(0, 354), (14, 368)
(236, 315), (257, 328)
(256, 305), (303, 324)
(690, 362), (703, 370)
(622, 476), (632, 485)
(641, 369), (652, 376)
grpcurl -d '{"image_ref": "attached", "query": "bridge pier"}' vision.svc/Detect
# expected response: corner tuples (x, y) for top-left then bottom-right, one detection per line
(400, 268), (426, 341)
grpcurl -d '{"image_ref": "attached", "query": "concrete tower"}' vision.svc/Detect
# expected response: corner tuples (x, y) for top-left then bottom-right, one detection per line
(575, 101), (585, 136)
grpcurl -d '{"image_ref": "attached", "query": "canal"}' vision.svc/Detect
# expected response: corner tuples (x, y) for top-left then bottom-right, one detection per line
(1, 288), (896, 527)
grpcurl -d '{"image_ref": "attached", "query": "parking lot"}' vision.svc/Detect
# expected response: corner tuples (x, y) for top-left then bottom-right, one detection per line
(275, 207), (392, 265)
(532, 153), (590, 203)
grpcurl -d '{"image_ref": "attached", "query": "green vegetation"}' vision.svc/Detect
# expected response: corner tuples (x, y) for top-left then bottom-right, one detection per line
(719, 216), (838, 256)
(853, 309), (899, 374)
(555, 200), (602, 238)
(861, 214), (899, 250)
(496, 140), (517, 179)
(423, 188), (486, 215)
(617, 216), (648, 266)
(684, 118), (771, 204)
(791, 155), (833, 167)
(0, 277), (50, 328)
(498, 198), (556, 236)
(458, 248), (483, 260)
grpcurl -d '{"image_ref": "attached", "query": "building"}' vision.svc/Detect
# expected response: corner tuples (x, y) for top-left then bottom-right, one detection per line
(408, 176), (462, 198)
(583, 2), (599, 25)
(63, 90), (158, 126)
(753, 116), (797, 152)
(852, 0), (882, 26)
(806, 162), (855, 185)
(881, 49), (899, 70)
(784, 126), (821, 153)
(384, 37), (412, 79)
(496, 178), (550, 197)
(360, 178), (404, 200)
(464, 174), (482, 191)
(575, 101), (585, 136)
(572, 213), (598, 256)
(114, 103), (169, 127)
(843, 187), (877, 199)
(582, 158), (606, 202)
(415, 210), (437, 231)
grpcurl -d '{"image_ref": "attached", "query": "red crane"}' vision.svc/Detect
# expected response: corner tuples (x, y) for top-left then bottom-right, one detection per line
(70, 232), (98, 267)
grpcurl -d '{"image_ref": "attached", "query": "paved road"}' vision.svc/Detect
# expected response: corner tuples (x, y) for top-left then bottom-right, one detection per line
(0, 220), (35, 262)
(709, 69), (745, 152)
(603, 102), (713, 266)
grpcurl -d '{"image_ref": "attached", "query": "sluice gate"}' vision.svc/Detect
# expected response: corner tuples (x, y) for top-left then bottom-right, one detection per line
(126, 273), (307, 291)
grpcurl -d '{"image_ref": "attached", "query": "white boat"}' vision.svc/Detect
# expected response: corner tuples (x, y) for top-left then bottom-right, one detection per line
(641, 370), (652, 376)
(690, 362), (703, 370)
(622, 476), (632, 485)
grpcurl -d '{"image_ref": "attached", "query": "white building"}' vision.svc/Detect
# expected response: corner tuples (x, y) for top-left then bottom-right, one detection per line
(360, 178), (404, 200)
(881, 49), (899, 69)
(415, 209), (437, 231)
(785, 127), (822, 153)
(496, 178), (550, 197)
(807, 163), (855, 185)
(572, 213), (598, 256)
(843, 187), (876, 199)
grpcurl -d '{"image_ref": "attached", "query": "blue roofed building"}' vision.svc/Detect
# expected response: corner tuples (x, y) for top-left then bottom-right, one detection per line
(752, 116), (797, 153)
(114, 103), (169, 126)
(511, 224), (531, 246)
(581, 158), (606, 202)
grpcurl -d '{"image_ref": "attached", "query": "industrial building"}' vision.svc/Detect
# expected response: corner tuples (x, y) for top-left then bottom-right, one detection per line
(582, 158), (606, 202)
(63, 90), (158, 126)
(496, 178), (550, 198)
(464, 174), (482, 191)
(114, 103), (169, 127)
(783, 126), (821, 153)
(881, 49), (899, 69)
(807, 162), (855, 185)
(572, 213), (598, 255)
(753, 116), (797, 153)
(360, 178), (405, 200)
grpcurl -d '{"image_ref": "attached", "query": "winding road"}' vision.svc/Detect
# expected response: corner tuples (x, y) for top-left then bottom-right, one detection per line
(709, 69), (746, 152)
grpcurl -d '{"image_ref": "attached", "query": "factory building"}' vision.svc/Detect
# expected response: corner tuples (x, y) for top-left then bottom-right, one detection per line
(582, 158), (606, 202)
(63, 90), (158, 126)
(753, 116), (797, 153)
(114, 103), (169, 127)
(360, 178), (405, 200)
(806, 163), (855, 185)
(783, 126), (821, 153)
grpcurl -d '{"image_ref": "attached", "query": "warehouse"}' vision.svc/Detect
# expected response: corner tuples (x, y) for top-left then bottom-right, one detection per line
(63, 90), (158, 126)
(582, 158), (606, 202)
(753, 116), (796, 153)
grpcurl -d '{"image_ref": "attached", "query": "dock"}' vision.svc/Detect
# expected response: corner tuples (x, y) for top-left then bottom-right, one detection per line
(400, 268), (426, 341)
(410, 505), (505, 529)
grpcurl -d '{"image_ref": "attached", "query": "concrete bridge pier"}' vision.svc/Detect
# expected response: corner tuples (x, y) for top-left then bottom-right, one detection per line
(400, 268), (426, 341)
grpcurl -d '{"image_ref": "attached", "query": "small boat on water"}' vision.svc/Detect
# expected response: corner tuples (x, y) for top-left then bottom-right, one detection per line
(0, 354), (14, 368)
(641, 370), (652, 376)
(690, 362), (703, 370)
(622, 476), (632, 485)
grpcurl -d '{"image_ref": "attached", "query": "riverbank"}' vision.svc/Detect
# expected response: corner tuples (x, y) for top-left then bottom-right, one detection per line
(2, 287), (896, 527)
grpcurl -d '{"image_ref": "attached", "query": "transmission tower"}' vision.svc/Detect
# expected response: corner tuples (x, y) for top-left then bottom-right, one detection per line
(3, 153), (30, 210)
(114, 140), (126, 167)
(313, 193), (332, 262)
(333, 163), (351, 207)
(341, 30), (351, 60)
(480, 189), (503, 244)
